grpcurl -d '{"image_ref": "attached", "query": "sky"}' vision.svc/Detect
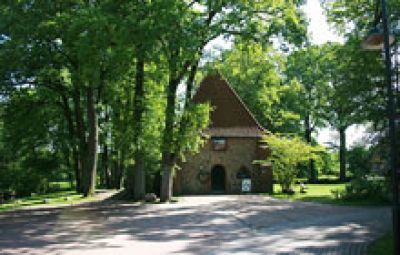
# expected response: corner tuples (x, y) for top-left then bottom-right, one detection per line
(301, 0), (344, 45)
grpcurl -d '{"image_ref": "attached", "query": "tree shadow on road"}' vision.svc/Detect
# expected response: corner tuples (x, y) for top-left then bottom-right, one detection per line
(0, 196), (391, 255)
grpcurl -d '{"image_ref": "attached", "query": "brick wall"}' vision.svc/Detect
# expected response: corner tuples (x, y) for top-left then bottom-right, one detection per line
(174, 137), (272, 195)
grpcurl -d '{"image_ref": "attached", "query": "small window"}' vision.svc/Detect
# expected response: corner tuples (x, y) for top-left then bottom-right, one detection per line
(211, 137), (227, 151)
(236, 167), (251, 179)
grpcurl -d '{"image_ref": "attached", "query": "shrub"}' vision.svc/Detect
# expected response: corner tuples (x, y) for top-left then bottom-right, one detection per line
(257, 134), (323, 192)
(0, 166), (49, 197)
(0, 151), (59, 196)
(332, 176), (390, 202)
(316, 151), (339, 176)
(347, 145), (371, 177)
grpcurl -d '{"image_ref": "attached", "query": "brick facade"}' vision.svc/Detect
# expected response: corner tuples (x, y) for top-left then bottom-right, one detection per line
(173, 75), (273, 195)
(174, 138), (272, 194)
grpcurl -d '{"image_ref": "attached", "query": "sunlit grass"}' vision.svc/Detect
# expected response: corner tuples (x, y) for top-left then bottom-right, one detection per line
(271, 183), (345, 202)
(269, 183), (388, 206)
(295, 174), (341, 183)
(0, 190), (94, 212)
(48, 181), (73, 191)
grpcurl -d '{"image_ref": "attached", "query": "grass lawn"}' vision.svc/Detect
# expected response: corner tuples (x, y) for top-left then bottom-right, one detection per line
(0, 190), (94, 213)
(368, 232), (393, 255)
(270, 183), (388, 206)
(271, 183), (345, 203)
(295, 174), (341, 183)
(48, 181), (74, 191)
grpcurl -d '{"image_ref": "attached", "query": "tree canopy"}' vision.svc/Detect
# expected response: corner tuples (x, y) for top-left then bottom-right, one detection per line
(0, 0), (308, 200)
(0, 0), (392, 202)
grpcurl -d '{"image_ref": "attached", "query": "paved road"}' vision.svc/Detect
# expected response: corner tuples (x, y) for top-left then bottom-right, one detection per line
(0, 195), (390, 255)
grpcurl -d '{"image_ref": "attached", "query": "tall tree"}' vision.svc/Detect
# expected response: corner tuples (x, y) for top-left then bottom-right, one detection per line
(322, 0), (398, 131)
(0, 0), (308, 200)
(322, 0), (400, 36)
(0, 1), (131, 196)
(158, 0), (307, 201)
(286, 46), (328, 182)
(319, 41), (384, 181)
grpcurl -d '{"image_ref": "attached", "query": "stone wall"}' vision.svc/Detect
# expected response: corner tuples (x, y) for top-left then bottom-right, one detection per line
(174, 137), (272, 195)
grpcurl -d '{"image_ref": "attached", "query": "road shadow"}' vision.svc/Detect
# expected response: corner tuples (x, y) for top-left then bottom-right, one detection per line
(0, 195), (391, 255)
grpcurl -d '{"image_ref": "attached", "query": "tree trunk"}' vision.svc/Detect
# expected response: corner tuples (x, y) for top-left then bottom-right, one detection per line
(61, 94), (82, 192)
(102, 143), (111, 188)
(183, 62), (198, 106)
(160, 161), (173, 201)
(159, 54), (194, 202)
(72, 149), (81, 190)
(132, 57), (146, 200)
(154, 170), (161, 197)
(114, 148), (125, 189)
(160, 79), (178, 202)
(110, 153), (118, 189)
(305, 114), (317, 183)
(83, 86), (98, 197)
(62, 145), (73, 190)
(339, 127), (347, 182)
(133, 153), (145, 199)
(110, 105), (123, 190)
(174, 63), (199, 156)
(72, 89), (86, 193)
(101, 106), (111, 188)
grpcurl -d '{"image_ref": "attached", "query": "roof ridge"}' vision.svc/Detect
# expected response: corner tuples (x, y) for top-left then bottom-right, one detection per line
(217, 75), (265, 131)
(193, 74), (267, 132)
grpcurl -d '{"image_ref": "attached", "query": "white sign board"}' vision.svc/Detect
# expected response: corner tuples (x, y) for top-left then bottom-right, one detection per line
(242, 179), (251, 192)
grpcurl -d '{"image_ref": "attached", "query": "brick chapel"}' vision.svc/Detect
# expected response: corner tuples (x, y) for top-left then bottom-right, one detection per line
(174, 75), (273, 195)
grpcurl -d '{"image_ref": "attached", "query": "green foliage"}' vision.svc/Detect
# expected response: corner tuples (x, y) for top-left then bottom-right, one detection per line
(315, 151), (339, 176)
(0, 0), (392, 201)
(272, 183), (346, 204)
(333, 177), (390, 203)
(259, 133), (323, 191)
(347, 145), (371, 177)
(286, 40), (385, 181)
(272, 182), (389, 206)
(285, 45), (329, 130)
(319, 41), (384, 129)
(285, 41), (383, 131)
(0, 167), (47, 196)
(322, 0), (396, 134)
(176, 103), (211, 163)
(0, 190), (90, 213)
(0, 147), (64, 196)
(0, 87), (68, 196)
(322, 0), (400, 37)
(368, 232), (394, 255)
(205, 41), (302, 133)
(158, 0), (308, 201)
(0, 0), (307, 200)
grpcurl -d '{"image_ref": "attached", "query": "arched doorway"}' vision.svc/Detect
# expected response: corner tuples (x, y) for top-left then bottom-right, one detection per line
(211, 165), (226, 193)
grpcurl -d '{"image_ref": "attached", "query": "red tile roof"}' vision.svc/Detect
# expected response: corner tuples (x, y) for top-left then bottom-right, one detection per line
(194, 75), (266, 137)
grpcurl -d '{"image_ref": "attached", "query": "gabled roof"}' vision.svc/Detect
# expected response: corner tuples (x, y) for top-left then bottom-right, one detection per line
(193, 75), (265, 137)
